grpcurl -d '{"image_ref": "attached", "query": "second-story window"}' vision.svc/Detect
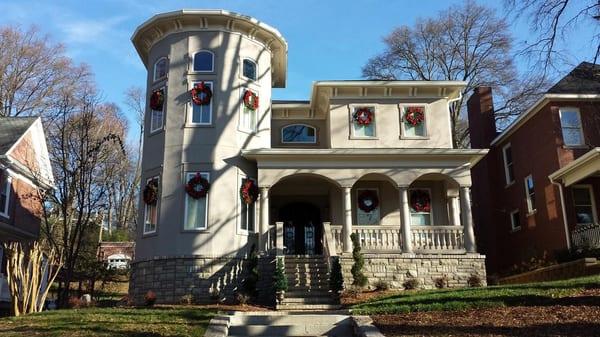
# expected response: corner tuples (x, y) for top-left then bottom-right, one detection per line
(559, 108), (584, 146)
(402, 106), (427, 138)
(193, 51), (214, 72)
(282, 124), (316, 143)
(0, 173), (11, 217)
(191, 81), (212, 125)
(153, 57), (168, 82)
(351, 106), (376, 138)
(510, 209), (521, 231)
(524, 174), (536, 214)
(150, 87), (165, 133)
(239, 88), (257, 132)
(502, 143), (515, 185)
(242, 59), (257, 81)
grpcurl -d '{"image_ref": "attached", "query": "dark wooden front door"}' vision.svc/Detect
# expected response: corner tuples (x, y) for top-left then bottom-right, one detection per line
(279, 202), (322, 255)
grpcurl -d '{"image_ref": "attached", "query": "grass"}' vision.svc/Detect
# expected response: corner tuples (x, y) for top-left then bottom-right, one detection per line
(351, 274), (600, 315)
(0, 307), (215, 337)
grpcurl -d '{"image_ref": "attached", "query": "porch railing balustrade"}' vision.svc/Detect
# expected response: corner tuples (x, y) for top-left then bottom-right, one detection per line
(411, 226), (464, 252)
(571, 223), (600, 250)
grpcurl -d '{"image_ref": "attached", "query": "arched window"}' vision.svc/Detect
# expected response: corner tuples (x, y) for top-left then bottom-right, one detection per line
(153, 57), (168, 81)
(193, 51), (214, 72)
(242, 58), (257, 80)
(282, 124), (317, 143)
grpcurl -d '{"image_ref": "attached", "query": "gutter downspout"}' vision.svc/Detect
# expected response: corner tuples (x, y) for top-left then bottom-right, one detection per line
(447, 90), (463, 147)
(550, 178), (571, 250)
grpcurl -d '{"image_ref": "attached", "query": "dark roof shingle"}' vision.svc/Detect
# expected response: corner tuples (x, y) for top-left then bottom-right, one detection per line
(0, 117), (37, 155)
(547, 62), (600, 94)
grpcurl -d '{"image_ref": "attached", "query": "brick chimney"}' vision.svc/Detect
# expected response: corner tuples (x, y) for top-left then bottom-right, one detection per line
(467, 86), (497, 149)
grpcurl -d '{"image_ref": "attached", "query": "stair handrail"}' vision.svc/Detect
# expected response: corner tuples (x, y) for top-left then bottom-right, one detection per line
(322, 221), (337, 257)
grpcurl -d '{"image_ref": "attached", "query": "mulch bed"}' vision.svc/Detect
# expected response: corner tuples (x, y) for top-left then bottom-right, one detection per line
(373, 289), (600, 337)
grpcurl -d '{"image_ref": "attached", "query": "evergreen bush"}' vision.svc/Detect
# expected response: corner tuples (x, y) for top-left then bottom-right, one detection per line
(273, 257), (288, 292)
(329, 256), (344, 292)
(350, 233), (368, 287)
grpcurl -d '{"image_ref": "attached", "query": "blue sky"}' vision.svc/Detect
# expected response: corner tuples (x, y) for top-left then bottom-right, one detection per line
(0, 0), (595, 141)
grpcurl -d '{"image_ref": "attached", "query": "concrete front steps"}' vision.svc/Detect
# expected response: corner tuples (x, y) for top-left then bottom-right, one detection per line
(277, 255), (340, 311)
(227, 312), (353, 337)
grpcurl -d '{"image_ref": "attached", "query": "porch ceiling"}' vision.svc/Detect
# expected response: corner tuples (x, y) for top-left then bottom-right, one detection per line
(549, 147), (600, 186)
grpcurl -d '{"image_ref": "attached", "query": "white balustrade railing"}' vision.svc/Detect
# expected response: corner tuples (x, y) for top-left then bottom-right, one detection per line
(411, 226), (464, 251)
(571, 223), (600, 249)
(331, 226), (402, 252)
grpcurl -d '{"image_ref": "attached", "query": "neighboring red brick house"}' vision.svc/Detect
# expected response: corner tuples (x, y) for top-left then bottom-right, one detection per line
(0, 116), (54, 301)
(469, 62), (600, 275)
(97, 241), (135, 269)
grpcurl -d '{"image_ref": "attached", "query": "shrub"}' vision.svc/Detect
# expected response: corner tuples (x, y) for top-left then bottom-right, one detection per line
(434, 275), (449, 289)
(242, 245), (259, 297)
(179, 294), (193, 305)
(329, 256), (344, 293)
(273, 257), (288, 292)
(373, 280), (390, 291)
(402, 278), (419, 290)
(68, 296), (81, 309)
(350, 233), (368, 287)
(468, 274), (484, 287)
(144, 290), (156, 307)
(342, 286), (361, 298)
(235, 292), (250, 305)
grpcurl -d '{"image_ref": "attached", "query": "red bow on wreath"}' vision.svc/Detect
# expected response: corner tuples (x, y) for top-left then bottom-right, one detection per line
(353, 108), (373, 126)
(185, 173), (211, 199)
(191, 82), (212, 106)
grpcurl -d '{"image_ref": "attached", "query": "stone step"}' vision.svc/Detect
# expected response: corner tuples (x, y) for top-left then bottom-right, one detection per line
(274, 303), (343, 311)
(286, 290), (332, 297)
(281, 297), (337, 304)
(287, 284), (331, 291)
(230, 313), (349, 326)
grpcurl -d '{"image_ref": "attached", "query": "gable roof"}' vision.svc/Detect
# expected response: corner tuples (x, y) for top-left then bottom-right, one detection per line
(547, 62), (600, 94)
(0, 117), (37, 155)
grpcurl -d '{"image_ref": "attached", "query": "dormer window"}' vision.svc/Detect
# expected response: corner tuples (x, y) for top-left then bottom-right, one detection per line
(153, 57), (168, 82)
(282, 124), (317, 143)
(193, 51), (214, 72)
(242, 58), (257, 81)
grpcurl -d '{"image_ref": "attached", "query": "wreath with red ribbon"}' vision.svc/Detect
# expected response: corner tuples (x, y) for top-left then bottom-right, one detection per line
(143, 180), (158, 205)
(149, 89), (164, 111)
(240, 178), (259, 204)
(357, 190), (379, 213)
(243, 90), (259, 111)
(410, 190), (431, 212)
(404, 106), (425, 126)
(191, 82), (212, 105)
(353, 108), (374, 126)
(185, 173), (211, 199)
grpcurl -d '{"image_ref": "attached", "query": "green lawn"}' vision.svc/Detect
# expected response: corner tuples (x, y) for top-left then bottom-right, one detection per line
(351, 274), (600, 315)
(0, 307), (215, 337)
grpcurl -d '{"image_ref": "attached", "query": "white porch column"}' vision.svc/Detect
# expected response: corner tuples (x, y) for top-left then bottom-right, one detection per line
(259, 186), (270, 253)
(399, 186), (413, 253)
(275, 222), (284, 255)
(448, 196), (460, 227)
(342, 186), (352, 253)
(460, 186), (476, 253)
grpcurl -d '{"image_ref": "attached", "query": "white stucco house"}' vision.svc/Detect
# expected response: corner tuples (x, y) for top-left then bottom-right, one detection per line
(129, 9), (488, 307)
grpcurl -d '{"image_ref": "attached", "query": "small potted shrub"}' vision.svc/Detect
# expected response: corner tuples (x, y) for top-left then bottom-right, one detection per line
(144, 290), (157, 307)
(273, 257), (288, 304)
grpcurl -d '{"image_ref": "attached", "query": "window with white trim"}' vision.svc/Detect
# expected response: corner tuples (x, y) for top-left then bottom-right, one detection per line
(572, 185), (597, 225)
(193, 51), (214, 72)
(242, 59), (257, 81)
(559, 108), (584, 146)
(351, 106), (376, 138)
(524, 175), (536, 213)
(143, 176), (159, 234)
(184, 172), (209, 230)
(153, 57), (168, 82)
(502, 143), (515, 185)
(239, 177), (256, 233)
(409, 188), (432, 226)
(239, 88), (257, 132)
(282, 124), (316, 143)
(356, 188), (380, 225)
(191, 81), (213, 125)
(510, 209), (521, 231)
(149, 87), (165, 133)
(0, 173), (10, 217)
(401, 106), (427, 137)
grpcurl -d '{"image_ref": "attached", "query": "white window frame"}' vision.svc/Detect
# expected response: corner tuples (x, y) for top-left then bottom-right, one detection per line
(237, 175), (257, 235)
(153, 57), (168, 82)
(149, 86), (165, 133)
(356, 188), (381, 226)
(559, 107), (585, 147)
(241, 58), (258, 82)
(408, 187), (434, 226)
(0, 174), (11, 218)
(510, 209), (521, 231)
(239, 87), (258, 133)
(572, 184), (598, 225)
(183, 172), (210, 231)
(281, 124), (317, 144)
(350, 106), (377, 139)
(192, 50), (214, 73)
(524, 174), (536, 214)
(189, 81), (213, 126)
(400, 104), (428, 139)
(502, 143), (515, 185)
(143, 176), (159, 235)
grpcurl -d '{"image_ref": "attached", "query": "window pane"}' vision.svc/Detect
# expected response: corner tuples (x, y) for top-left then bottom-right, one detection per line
(240, 202), (248, 230)
(573, 188), (592, 205)
(411, 214), (431, 226)
(526, 177), (534, 193)
(248, 203), (255, 232)
(185, 197), (207, 230)
(504, 147), (512, 164)
(511, 212), (520, 229)
(0, 177), (7, 214)
(560, 111), (581, 127)
(404, 122), (425, 137)
(575, 206), (594, 224)
(353, 123), (375, 137)
(192, 83), (212, 124)
(194, 52), (213, 71)
(243, 59), (257, 80)
(151, 110), (163, 130)
(562, 128), (583, 145)
(507, 164), (515, 182)
(282, 125), (316, 143)
(154, 59), (167, 80)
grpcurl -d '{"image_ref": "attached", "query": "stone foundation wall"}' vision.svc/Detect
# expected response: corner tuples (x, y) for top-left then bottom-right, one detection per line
(340, 253), (487, 289)
(129, 256), (248, 304)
